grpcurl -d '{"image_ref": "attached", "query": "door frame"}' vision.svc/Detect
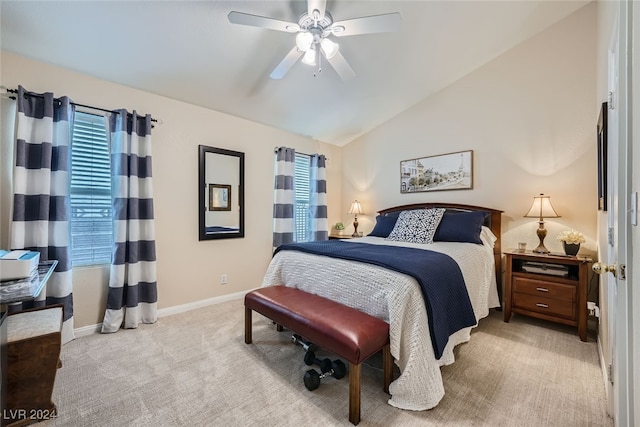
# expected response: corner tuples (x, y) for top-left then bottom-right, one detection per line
(632, 2), (640, 423)
(608, 1), (634, 425)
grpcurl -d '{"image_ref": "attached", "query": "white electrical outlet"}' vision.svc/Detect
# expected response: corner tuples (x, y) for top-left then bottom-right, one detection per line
(220, 274), (228, 285)
(587, 301), (600, 318)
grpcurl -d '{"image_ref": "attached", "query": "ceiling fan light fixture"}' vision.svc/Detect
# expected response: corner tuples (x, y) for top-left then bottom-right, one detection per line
(320, 38), (339, 59)
(228, 3), (401, 81)
(301, 47), (317, 66)
(295, 32), (314, 51)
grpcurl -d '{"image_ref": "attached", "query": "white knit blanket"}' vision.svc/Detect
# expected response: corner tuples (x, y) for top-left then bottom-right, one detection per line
(261, 233), (500, 411)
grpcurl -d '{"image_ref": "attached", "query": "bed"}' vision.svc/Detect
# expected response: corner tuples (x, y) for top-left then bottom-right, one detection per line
(261, 203), (503, 411)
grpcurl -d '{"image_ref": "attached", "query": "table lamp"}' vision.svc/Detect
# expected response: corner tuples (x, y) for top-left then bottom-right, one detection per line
(348, 200), (363, 237)
(524, 193), (560, 253)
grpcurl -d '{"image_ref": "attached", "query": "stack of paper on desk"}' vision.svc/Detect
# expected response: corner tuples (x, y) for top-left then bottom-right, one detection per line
(0, 250), (40, 281)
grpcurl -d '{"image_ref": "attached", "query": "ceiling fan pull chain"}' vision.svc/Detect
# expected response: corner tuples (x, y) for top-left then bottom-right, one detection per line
(314, 48), (322, 77)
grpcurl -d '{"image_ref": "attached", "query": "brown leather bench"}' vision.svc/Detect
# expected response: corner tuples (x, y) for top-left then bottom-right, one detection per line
(5, 305), (63, 427)
(245, 286), (392, 425)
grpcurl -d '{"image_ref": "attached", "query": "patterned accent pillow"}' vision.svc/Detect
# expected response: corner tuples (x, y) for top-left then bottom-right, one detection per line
(385, 208), (446, 244)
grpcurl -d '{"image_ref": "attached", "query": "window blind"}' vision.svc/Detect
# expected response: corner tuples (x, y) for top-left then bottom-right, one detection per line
(70, 112), (113, 266)
(294, 153), (310, 242)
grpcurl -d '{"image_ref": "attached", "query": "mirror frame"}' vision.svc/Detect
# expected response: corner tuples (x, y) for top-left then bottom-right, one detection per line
(198, 145), (245, 240)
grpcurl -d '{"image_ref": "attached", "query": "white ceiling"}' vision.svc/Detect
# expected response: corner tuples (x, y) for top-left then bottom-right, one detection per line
(1, 1), (588, 146)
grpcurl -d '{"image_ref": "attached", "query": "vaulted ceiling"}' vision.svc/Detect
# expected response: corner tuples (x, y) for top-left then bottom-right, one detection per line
(1, 1), (588, 146)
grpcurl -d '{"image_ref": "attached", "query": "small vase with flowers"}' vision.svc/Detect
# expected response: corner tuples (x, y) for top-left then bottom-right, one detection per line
(557, 230), (585, 256)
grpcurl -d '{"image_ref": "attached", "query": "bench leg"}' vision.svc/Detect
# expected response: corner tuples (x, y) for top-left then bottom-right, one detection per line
(349, 362), (361, 425)
(382, 343), (392, 394)
(244, 307), (252, 344)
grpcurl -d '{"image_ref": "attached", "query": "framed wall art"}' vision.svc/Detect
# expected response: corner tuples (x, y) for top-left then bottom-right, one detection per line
(400, 150), (473, 193)
(209, 184), (231, 211)
(597, 102), (608, 211)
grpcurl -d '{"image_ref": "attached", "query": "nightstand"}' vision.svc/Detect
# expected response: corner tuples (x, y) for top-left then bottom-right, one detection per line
(503, 250), (592, 341)
(329, 234), (356, 240)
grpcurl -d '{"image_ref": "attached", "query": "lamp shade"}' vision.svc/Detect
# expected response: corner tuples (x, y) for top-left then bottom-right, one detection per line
(320, 38), (339, 59)
(524, 193), (560, 220)
(301, 47), (317, 66)
(296, 32), (313, 51)
(348, 200), (363, 215)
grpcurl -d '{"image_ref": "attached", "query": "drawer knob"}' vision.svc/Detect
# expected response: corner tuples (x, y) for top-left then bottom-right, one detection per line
(536, 303), (549, 308)
(536, 287), (549, 293)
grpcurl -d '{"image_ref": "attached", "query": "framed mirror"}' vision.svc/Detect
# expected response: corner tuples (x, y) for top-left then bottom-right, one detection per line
(198, 145), (245, 240)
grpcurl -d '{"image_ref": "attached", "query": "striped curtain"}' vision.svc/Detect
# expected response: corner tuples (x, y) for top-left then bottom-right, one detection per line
(101, 110), (158, 333)
(10, 85), (75, 343)
(273, 147), (296, 249)
(308, 154), (328, 241)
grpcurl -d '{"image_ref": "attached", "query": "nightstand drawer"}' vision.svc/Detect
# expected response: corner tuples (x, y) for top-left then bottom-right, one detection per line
(513, 292), (576, 320)
(512, 277), (575, 302)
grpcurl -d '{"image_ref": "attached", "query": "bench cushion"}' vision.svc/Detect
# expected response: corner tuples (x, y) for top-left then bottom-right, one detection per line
(7, 307), (63, 343)
(245, 286), (389, 365)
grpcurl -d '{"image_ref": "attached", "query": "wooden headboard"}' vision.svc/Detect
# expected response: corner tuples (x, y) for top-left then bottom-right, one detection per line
(378, 203), (503, 304)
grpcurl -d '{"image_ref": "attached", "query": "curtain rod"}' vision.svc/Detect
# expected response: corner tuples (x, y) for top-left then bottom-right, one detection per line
(5, 88), (160, 124)
(273, 146), (329, 160)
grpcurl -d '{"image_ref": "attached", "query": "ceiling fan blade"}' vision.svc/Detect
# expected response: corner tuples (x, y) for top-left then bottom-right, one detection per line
(307, 0), (326, 20)
(331, 13), (402, 37)
(228, 11), (299, 32)
(270, 46), (304, 79)
(327, 51), (356, 81)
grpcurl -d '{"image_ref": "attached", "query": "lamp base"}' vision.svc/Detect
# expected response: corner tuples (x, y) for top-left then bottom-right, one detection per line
(532, 245), (550, 254)
(534, 222), (549, 254)
(352, 217), (359, 238)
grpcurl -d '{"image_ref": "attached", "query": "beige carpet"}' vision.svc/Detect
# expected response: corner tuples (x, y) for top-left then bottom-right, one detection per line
(42, 299), (611, 426)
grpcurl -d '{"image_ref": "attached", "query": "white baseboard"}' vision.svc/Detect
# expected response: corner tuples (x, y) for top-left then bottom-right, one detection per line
(74, 323), (102, 338)
(157, 289), (247, 318)
(72, 289), (251, 337)
(597, 335), (612, 418)
(597, 336), (607, 388)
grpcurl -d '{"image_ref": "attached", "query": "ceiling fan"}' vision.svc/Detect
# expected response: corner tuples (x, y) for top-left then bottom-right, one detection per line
(227, 0), (401, 81)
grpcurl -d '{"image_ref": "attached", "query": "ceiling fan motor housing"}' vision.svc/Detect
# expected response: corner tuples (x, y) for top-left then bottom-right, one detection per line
(298, 10), (333, 33)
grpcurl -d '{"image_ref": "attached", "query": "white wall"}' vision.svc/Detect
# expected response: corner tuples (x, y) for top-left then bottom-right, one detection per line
(0, 51), (343, 328)
(343, 4), (597, 267)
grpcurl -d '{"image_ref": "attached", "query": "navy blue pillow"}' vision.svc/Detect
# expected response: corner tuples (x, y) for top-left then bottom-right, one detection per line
(368, 214), (399, 238)
(433, 211), (488, 244)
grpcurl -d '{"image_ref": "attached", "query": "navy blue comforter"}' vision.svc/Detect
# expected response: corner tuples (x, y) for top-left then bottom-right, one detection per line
(274, 240), (477, 359)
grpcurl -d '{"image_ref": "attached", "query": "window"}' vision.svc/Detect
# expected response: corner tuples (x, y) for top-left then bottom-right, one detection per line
(70, 112), (112, 266)
(294, 153), (310, 242)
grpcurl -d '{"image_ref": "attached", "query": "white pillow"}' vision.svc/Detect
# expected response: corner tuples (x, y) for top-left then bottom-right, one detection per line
(479, 226), (498, 248)
(386, 208), (446, 244)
